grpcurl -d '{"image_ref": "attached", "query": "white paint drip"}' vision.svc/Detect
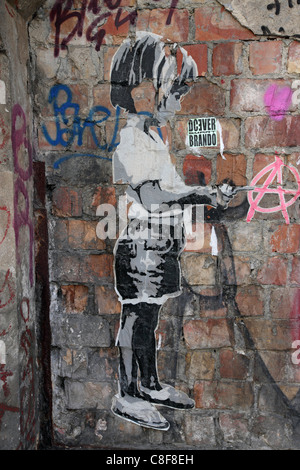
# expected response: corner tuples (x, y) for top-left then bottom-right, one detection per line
(0, 340), (6, 364)
(297, 156), (300, 166)
(216, 119), (225, 159)
(210, 226), (218, 256)
(0, 80), (6, 104)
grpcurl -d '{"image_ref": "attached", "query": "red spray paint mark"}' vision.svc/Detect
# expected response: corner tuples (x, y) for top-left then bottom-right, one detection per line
(264, 84), (293, 121)
(0, 206), (10, 246)
(0, 269), (15, 310)
(247, 156), (300, 224)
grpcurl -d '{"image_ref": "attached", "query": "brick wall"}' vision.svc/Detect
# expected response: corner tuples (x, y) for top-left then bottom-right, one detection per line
(29, 0), (300, 449)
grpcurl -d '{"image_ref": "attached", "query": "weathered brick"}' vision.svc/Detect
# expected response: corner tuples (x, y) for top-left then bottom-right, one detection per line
(287, 41), (300, 73)
(257, 256), (288, 286)
(230, 79), (294, 114)
(177, 44), (208, 78)
(252, 153), (276, 183)
(95, 285), (121, 315)
(194, 5), (255, 41)
(91, 186), (117, 209)
(51, 314), (111, 348)
(183, 319), (231, 349)
(186, 350), (215, 380)
(270, 224), (300, 253)
(229, 222), (262, 253)
(178, 80), (226, 116)
(136, 8), (189, 43)
(244, 318), (292, 350)
(54, 253), (114, 283)
(58, 348), (88, 379)
(212, 42), (243, 76)
(249, 41), (282, 75)
(245, 116), (300, 148)
(219, 349), (250, 380)
(219, 413), (250, 444)
(184, 414), (216, 447)
(194, 381), (254, 410)
(68, 219), (106, 250)
(181, 253), (217, 286)
(236, 285), (264, 317)
(269, 287), (300, 319)
(52, 187), (82, 217)
(61, 285), (89, 313)
(291, 257), (300, 286)
(65, 380), (114, 409)
(183, 154), (212, 186)
(216, 153), (247, 186)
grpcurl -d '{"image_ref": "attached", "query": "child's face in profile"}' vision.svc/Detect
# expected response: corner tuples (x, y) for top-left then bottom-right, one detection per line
(131, 79), (189, 126)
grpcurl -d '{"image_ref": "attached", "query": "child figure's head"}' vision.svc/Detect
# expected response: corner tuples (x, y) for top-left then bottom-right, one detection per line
(110, 32), (198, 124)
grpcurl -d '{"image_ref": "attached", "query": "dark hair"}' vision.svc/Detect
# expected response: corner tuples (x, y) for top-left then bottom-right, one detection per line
(110, 32), (197, 113)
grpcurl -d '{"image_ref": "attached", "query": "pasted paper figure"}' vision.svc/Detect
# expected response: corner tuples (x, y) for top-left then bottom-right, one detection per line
(110, 32), (238, 430)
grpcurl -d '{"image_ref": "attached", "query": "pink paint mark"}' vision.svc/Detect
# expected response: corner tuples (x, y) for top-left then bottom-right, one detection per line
(290, 289), (300, 342)
(264, 84), (293, 121)
(247, 156), (300, 224)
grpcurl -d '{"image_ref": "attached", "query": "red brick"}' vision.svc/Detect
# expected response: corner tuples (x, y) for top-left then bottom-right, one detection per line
(245, 116), (300, 148)
(269, 287), (300, 319)
(257, 256), (288, 286)
(233, 256), (251, 285)
(183, 319), (231, 349)
(194, 381), (254, 410)
(91, 186), (117, 209)
(270, 225), (300, 253)
(103, 46), (118, 81)
(83, 254), (114, 282)
(194, 5), (255, 41)
(219, 349), (250, 379)
(55, 253), (113, 283)
(249, 41), (282, 75)
(95, 285), (121, 315)
(244, 318), (292, 350)
(179, 80), (226, 116)
(183, 154), (212, 186)
(288, 41), (300, 73)
(216, 153), (247, 186)
(136, 8), (189, 43)
(61, 285), (89, 313)
(177, 44), (207, 78)
(291, 257), (300, 286)
(68, 220), (106, 250)
(52, 187), (82, 217)
(104, 11), (135, 44)
(212, 43), (243, 76)
(252, 153), (276, 183)
(93, 83), (114, 114)
(236, 285), (264, 317)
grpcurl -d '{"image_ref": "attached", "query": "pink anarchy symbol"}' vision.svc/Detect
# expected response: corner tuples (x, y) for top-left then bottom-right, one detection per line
(247, 156), (300, 224)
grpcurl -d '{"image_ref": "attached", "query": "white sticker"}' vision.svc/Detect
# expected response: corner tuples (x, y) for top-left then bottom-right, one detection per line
(187, 117), (218, 148)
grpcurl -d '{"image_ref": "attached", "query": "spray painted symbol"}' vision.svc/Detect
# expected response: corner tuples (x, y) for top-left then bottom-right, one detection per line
(247, 156), (300, 224)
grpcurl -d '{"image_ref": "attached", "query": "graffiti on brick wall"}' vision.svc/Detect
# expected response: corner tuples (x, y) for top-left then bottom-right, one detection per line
(18, 297), (36, 449)
(247, 156), (300, 224)
(50, 0), (179, 57)
(41, 83), (119, 168)
(0, 326), (19, 434)
(12, 104), (34, 287)
(108, 31), (247, 431)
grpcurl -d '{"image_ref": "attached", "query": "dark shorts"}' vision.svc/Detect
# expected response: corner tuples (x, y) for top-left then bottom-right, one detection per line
(114, 217), (186, 304)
